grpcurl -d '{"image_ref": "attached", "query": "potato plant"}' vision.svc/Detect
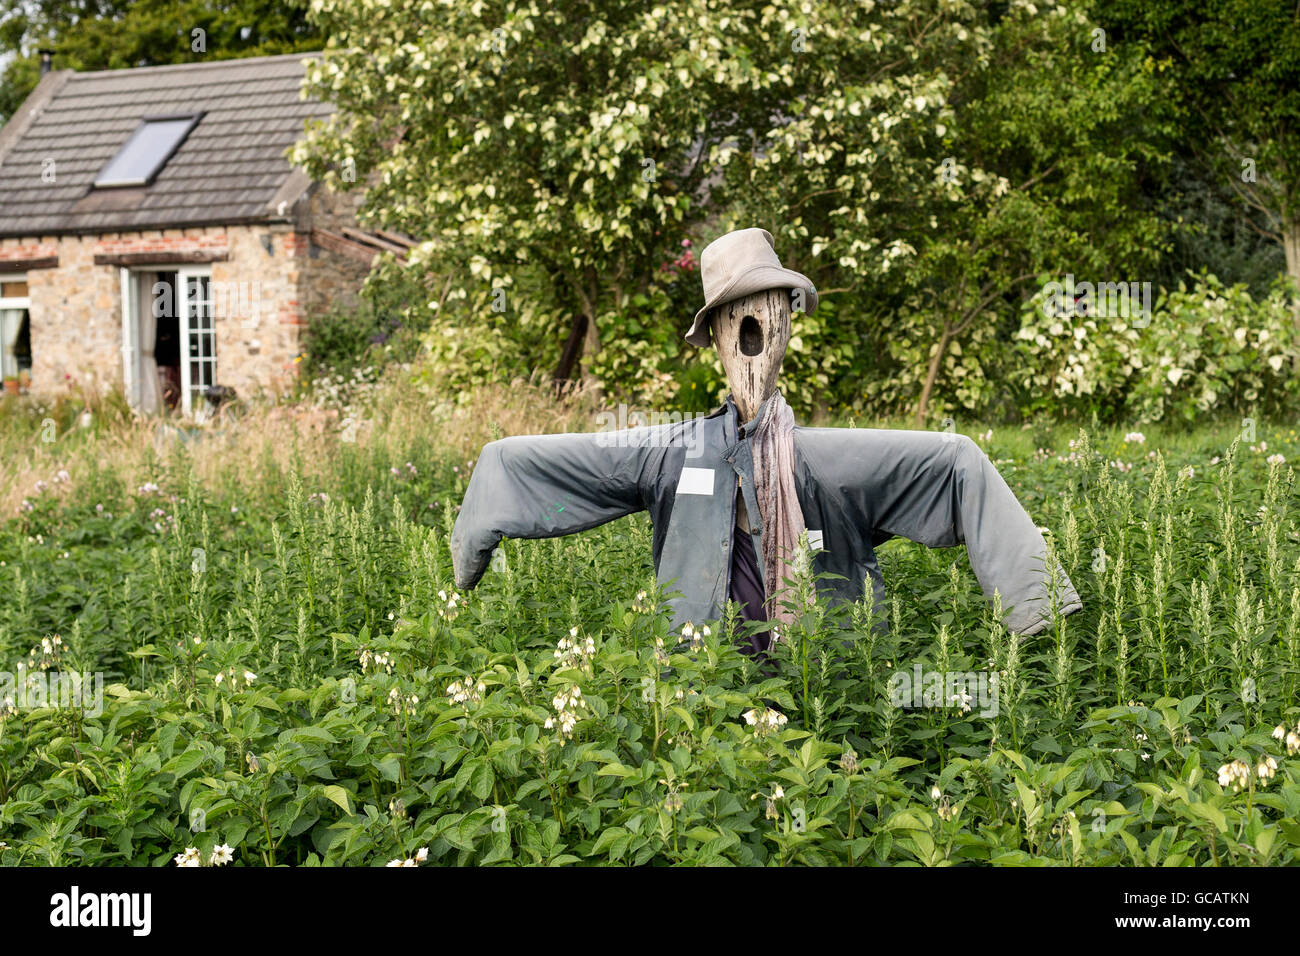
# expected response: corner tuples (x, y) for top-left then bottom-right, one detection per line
(0, 421), (1297, 866)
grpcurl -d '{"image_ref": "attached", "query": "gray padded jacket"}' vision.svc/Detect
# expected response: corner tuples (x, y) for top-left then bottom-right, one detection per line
(451, 391), (1081, 636)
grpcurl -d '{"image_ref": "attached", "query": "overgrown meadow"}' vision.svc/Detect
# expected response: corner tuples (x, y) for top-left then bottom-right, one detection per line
(1, 382), (1298, 866)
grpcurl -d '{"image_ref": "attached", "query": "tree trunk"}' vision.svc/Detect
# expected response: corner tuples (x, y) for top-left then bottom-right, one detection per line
(1284, 216), (1300, 320)
(579, 308), (602, 396)
(1283, 218), (1300, 372)
(552, 313), (588, 387)
(912, 325), (951, 428)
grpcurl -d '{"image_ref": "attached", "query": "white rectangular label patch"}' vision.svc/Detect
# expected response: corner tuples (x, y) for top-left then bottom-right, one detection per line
(676, 467), (715, 496)
(806, 529), (824, 550)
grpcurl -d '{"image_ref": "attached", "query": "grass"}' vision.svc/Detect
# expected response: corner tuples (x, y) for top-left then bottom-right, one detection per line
(0, 374), (1298, 866)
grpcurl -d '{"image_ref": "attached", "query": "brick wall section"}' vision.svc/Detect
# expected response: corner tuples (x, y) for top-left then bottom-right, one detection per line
(0, 242), (57, 263)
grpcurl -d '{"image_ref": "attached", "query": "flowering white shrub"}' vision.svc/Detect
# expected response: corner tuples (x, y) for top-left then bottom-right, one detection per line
(1015, 273), (1299, 422)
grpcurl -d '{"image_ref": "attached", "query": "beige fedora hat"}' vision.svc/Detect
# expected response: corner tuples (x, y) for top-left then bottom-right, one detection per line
(684, 227), (818, 348)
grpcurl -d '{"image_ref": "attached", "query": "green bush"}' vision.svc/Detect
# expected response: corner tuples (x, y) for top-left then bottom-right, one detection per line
(302, 264), (427, 378)
(1014, 273), (1300, 424)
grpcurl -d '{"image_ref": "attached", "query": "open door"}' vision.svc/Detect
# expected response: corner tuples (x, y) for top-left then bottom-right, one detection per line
(178, 269), (215, 417)
(121, 267), (212, 416)
(120, 267), (140, 410)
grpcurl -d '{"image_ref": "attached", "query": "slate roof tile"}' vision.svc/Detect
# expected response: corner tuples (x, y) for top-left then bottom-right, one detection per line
(0, 53), (328, 236)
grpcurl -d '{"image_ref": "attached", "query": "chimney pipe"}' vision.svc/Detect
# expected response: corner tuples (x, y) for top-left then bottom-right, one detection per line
(39, 49), (53, 75)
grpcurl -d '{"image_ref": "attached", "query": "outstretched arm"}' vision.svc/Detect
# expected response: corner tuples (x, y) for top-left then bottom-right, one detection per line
(451, 432), (647, 590)
(799, 427), (1081, 636)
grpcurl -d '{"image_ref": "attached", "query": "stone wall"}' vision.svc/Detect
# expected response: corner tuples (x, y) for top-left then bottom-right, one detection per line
(210, 224), (308, 400)
(3, 234), (132, 396)
(0, 210), (368, 404)
(301, 182), (373, 321)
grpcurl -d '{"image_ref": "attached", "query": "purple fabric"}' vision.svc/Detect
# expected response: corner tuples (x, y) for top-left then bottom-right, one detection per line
(729, 526), (771, 655)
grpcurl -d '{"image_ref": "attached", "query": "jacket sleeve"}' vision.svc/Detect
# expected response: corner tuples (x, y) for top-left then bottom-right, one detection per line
(803, 428), (1081, 636)
(450, 432), (647, 590)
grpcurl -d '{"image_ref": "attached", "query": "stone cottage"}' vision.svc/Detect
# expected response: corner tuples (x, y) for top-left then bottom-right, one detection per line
(0, 52), (408, 414)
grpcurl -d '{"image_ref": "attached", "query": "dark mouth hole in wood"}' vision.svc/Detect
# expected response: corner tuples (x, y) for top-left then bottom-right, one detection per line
(739, 315), (763, 356)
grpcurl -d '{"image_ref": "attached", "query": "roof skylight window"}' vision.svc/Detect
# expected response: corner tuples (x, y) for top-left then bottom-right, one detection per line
(93, 113), (202, 188)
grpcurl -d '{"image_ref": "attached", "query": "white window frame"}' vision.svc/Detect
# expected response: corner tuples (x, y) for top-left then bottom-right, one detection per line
(0, 273), (28, 310)
(119, 267), (140, 409)
(0, 273), (31, 383)
(177, 267), (215, 418)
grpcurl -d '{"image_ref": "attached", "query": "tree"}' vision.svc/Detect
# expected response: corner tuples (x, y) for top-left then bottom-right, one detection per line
(0, 0), (320, 123)
(1098, 0), (1300, 296)
(293, 0), (794, 395)
(723, 0), (1175, 424)
(294, 0), (1174, 421)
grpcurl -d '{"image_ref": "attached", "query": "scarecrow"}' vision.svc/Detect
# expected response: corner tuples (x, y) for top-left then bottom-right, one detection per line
(452, 228), (1082, 652)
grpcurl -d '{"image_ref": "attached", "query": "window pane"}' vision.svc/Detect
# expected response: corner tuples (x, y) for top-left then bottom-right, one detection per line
(1, 280), (28, 298)
(95, 117), (199, 187)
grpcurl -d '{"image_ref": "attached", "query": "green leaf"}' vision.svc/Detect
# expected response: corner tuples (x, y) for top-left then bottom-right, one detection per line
(320, 785), (353, 815)
(373, 754), (402, 783)
(162, 747), (205, 778)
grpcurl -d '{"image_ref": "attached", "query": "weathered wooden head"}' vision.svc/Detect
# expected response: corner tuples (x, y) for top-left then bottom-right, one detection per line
(709, 289), (792, 422)
(684, 228), (818, 422)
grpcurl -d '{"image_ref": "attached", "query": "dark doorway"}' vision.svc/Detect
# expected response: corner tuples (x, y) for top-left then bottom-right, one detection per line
(153, 270), (181, 410)
(14, 311), (30, 376)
